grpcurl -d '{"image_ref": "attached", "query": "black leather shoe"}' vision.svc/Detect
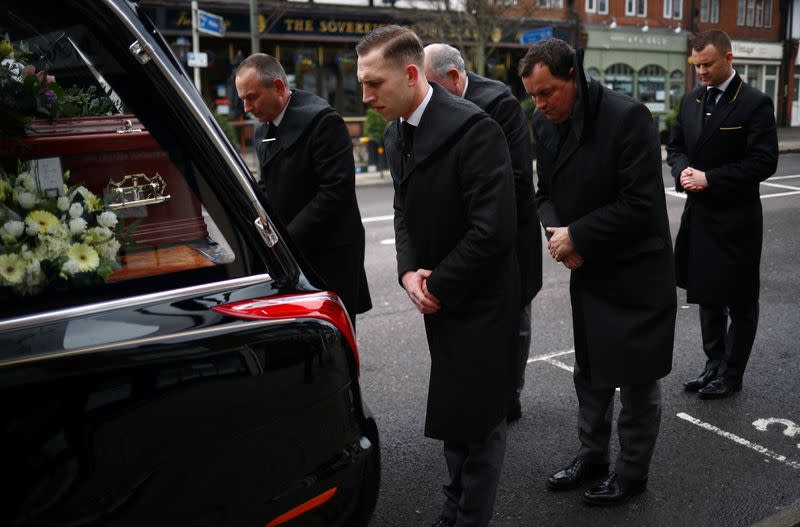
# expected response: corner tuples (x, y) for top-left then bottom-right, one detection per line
(507, 397), (522, 423)
(698, 377), (742, 399)
(683, 368), (717, 392)
(431, 517), (455, 527)
(582, 472), (647, 506)
(546, 457), (609, 491)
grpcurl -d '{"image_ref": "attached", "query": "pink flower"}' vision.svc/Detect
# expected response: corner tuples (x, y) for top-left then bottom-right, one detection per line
(24, 64), (35, 77)
(46, 75), (55, 84)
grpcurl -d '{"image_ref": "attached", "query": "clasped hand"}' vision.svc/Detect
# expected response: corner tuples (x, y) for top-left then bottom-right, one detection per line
(401, 269), (441, 314)
(679, 167), (708, 192)
(546, 226), (584, 270)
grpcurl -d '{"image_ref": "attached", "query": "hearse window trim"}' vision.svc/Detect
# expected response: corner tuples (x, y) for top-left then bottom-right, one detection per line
(0, 273), (270, 333)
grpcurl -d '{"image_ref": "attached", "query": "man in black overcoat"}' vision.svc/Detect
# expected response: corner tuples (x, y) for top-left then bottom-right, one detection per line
(423, 43), (543, 423)
(235, 54), (371, 324)
(357, 26), (519, 527)
(520, 39), (676, 506)
(666, 30), (778, 399)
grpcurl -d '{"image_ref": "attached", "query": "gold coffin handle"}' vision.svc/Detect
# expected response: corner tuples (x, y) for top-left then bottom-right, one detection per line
(106, 172), (171, 210)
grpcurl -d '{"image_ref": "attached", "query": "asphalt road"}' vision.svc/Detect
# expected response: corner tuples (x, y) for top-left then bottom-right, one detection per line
(355, 154), (800, 527)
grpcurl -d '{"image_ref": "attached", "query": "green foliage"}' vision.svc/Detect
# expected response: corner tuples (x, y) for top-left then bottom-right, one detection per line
(214, 112), (240, 149)
(363, 108), (386, 144)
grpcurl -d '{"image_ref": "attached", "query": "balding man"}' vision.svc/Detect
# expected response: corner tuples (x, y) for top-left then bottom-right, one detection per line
(235, 54), (371, 324)
(425, 43), (542, 422)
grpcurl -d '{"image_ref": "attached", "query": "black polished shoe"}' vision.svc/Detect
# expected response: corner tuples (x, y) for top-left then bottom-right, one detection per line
(507, 397), (522, 423)
(698, 376), (742, 399)
(683, 368), (717, 392)
(582, 472), (647, 506)
(546, 457), (609, 491)
(431, 517), (455, 527)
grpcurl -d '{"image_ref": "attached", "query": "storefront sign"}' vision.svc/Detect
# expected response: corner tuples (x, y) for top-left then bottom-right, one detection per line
(732, 40), (782, 61)
(520, 27), (553, 45)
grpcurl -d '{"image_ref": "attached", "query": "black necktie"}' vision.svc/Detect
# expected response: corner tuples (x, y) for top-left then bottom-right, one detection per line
(401, 121), (415, 179)
(704, 87), (722, 123)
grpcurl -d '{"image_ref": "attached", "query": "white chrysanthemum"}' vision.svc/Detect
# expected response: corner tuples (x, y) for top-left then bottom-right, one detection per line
(17, 191), (37, 209)
(25, 258), (41, 277)
(57, 196), (71, 211)
(15, 171), (36, 192)
(25, 210), (59, 235)
(66, 243), (99, 272)
(69, 217), (88, 235)
(99, 239), (121, 260)
(97, 211), (118, 229)
(61, 259), (81, 275)
(3, 220), (25, 239)
(0, 253), (25, 284)
(69, 202), (84, 219)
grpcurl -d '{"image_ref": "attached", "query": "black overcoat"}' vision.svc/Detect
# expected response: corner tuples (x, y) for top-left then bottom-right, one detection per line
(464, 72), (542, 305)
(666, 74), (778, 304)
(256, 90), (371, 320)
(533, 68), (676, 387)
(385, 84), (519, 441)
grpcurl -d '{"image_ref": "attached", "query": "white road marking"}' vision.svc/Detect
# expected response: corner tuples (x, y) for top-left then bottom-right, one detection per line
(677, 412), (800, 470)
(770, 174), (800, 180)
(528, 349), (575, 363)
(362, 214), (393, 223)
(543, 357), (574, 373)
(379, 238), (395, 245)
(761, 182), (800, 191)
(664, 185), (800, 200)
(753, 418), (800, 448)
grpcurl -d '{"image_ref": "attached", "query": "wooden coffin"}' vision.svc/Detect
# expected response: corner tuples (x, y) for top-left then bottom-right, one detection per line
(3, 115), (208, 248)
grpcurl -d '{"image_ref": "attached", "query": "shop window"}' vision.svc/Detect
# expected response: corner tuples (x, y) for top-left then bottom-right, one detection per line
(604, 63), (634, 98)
(638, 65), (666, 112)
(669, 69), (685, 110)
(0, 15), (245, 312)
(537, 0), (563, 7)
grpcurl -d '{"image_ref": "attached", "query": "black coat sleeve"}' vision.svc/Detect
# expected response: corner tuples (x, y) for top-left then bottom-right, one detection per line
(665, 97), (691, 192)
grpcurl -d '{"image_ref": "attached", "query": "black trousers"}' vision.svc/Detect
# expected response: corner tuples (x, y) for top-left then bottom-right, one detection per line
(514, 302), (532, 399)
(441, 418), (507, 527)
(699, 301), (759, 382)
(575, 373), (662, 481)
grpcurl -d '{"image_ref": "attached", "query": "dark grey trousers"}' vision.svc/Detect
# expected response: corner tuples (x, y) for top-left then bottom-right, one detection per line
(575, 373), (662, 481)
(700, 301), (759, 382)
(441, 419), (507, 527)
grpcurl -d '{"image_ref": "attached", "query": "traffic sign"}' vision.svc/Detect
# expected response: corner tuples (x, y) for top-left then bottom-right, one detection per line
(520, 27), (553, 45)
(197, 9), (225, 37)
(187, 52), (208, 68)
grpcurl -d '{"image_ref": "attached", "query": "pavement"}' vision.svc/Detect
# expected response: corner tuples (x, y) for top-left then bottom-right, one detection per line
(353, 126), (800, 187)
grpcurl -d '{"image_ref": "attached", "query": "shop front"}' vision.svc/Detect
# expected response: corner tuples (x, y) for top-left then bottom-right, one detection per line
(583, 27), (687, 127)
(732, 39), (782, 119)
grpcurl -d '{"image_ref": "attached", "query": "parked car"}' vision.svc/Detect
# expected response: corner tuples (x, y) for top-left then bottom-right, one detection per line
(0, 1), (379, 525)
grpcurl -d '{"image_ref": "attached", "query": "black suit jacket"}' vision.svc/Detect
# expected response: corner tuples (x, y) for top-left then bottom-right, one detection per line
(256, 90), (371, 319)
(666, 74), (778, 304)
(533, 68), (675, 387)
(385, 83), (519, 441)
(464, 72), (542, 305)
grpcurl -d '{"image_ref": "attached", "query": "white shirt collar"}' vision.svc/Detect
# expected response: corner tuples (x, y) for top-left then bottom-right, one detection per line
(461, 74), (469, 98)
(402, 85), (433, 127)
(272, 92), (292, 127)
(709, 69), (736, 95)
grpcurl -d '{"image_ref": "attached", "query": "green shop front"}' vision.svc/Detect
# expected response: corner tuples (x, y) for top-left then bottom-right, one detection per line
(583, 27), (688, 129)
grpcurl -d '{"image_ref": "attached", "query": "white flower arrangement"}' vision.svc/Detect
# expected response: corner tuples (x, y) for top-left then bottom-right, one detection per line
(0, 162), (128, 296)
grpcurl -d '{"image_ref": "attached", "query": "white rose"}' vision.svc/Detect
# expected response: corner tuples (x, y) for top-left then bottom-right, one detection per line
(57, 196), (71, 211)
(25, 223), (38, 237)
(93, 226), (113, 241)
(69, 202), (84, 219)
(17, 191), (37, 209)
(26, 259), (41, 277)
(69, 217), (88, 235)
(3, 220), (25, 239)
(97, 211), (118, 229)
(16, 171), (36, 192)
(100, 239), (121, 259)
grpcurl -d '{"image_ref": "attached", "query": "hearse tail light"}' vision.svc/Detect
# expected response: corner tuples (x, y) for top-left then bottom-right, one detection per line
(212, 292), (360, 373)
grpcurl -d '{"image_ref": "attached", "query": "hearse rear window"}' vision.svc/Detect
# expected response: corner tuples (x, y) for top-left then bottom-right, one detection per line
(0, 11), (247, 316)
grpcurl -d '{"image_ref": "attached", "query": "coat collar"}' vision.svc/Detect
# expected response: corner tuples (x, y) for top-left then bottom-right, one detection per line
(464, 71), (509, 110)
(385, 83), (485, 187)
(256, 89), (332, 166)
(693, 73), (744, 150)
